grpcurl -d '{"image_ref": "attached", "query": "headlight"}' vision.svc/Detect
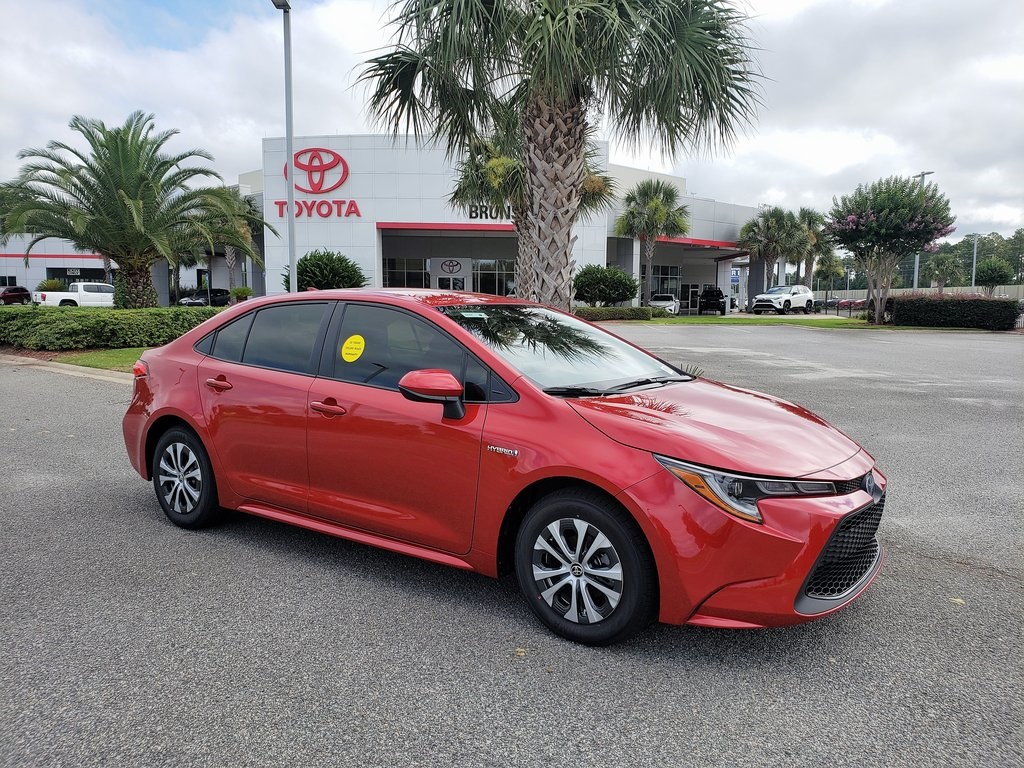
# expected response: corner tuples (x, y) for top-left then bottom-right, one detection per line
(655, 456), (836, 523)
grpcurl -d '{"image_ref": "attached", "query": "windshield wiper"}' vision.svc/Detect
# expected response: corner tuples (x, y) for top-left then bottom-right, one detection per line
(606, 375), (692, 392)
(542, 386), (610, 398)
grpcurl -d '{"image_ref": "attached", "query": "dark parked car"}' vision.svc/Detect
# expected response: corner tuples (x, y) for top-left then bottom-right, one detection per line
(697, 287), (727, 315)
(179, 288), (232, 307)
(0, 286), (31, 305)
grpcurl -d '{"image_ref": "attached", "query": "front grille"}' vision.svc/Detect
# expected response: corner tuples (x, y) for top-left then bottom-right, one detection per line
(834, 474), (867, 495)
(803, 497), (884, 599)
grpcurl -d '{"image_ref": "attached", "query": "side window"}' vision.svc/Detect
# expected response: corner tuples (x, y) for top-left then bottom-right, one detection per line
(100, 285), (115, 294)
(241, 303), (328, 373)
(330, 304), (466, 390)
(211, 313), (255, 363)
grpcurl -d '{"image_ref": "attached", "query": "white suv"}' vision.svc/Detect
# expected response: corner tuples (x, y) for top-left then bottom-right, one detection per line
(751, 285), (814, 315)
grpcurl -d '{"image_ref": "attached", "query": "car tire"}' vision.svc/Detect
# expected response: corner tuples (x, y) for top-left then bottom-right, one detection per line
(753, 309), (762, 315)
(779, 301), (790, 315)
(514, 488), (657, 646)
(803, 301), (812, 314)
(21, 298), (30, 305)
(720, 307), (726, 316)
(152, 427), (220, 529)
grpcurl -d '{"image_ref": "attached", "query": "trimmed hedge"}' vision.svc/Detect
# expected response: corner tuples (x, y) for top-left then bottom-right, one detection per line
(892, 294), (1020, 331)
(0, 306), (219, 350)
(573, 306), (653, 321)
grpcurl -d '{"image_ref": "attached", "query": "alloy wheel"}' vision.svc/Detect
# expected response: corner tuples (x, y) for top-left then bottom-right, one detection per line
(157, 442), (203, 515)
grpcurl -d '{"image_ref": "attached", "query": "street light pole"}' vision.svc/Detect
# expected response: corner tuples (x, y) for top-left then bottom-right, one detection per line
(272, 0), (297, 293)
(971, 232), (979, 287)
(912, 171), (934, 290)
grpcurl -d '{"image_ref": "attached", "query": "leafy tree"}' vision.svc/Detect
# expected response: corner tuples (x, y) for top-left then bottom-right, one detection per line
(0, 112), (261, 308)
(360, 0), (760, 310)
(813, 250), (844, 295)
(826, 176), (955, 324)
(1006, 228), (1024, 283)
(974, 257), (1013, 296)
(737, 206), (808, 289)
(614, 180), (689, 304)
(449, 98), (614, 300)
(921, 251), (964, 293)
(283, 249), (367, 292)
(573, 264), (639, 306)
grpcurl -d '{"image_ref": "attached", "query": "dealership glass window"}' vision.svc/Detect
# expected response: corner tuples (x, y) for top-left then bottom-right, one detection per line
(0, 276), (15, 287)
(383, 257), (428, 288)
(473, 258), (515, 296)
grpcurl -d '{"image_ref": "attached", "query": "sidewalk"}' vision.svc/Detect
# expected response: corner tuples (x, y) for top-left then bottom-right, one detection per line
(0, 352), (133, 385)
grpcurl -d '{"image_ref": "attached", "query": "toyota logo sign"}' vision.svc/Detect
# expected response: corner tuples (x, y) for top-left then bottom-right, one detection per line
(440, 260), (462, 274)
(284, 148), (349, 194)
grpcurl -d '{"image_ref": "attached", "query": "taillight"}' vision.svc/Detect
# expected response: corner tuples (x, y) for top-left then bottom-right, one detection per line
(40, 293), (46, 301)
(132, 360), (150, 378)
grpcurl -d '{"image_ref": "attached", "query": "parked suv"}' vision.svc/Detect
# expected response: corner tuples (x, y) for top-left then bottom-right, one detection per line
(179, 288), (232, 307)
(697, 287), (727, 315)
(751, 284), (814, 314)
(0, 286), (31, 305)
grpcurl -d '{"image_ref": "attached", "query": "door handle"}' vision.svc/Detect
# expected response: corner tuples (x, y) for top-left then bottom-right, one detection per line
(311, 400), (348, 416)
(205, 377), (233, 391)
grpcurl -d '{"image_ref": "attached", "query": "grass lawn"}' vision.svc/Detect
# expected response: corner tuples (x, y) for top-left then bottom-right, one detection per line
(55, 347), (149, 372)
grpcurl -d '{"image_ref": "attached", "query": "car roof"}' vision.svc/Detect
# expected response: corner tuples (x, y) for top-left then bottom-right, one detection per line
(251, 288), (536, 309)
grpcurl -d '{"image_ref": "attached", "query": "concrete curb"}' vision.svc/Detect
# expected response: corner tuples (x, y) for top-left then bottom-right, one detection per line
(0, 353), (134, 385)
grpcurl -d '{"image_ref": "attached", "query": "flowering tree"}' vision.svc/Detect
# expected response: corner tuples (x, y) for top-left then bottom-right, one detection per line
(826, 176), (955, 324)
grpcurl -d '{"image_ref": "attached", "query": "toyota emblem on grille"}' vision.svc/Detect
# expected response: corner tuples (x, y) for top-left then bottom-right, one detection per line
(284, 148), (349, 194)
(440, 260), (462, 274)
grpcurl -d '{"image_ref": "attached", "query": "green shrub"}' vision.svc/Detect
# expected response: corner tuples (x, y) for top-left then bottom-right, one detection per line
(572, 265), (640, 306)
(892, 293), (1019, 331)
(573, 306), (653, 321)
(0, 306), (219, 350)
(35, 278), (67, 292)
(283, 249), (367, 291)
(230, 285), (254, 300)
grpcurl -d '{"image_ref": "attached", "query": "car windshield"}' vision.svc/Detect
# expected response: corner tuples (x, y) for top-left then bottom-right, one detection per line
(764, 286), (789, 294)
(651, 295), (674, 302)
(439, 305), (681, 391)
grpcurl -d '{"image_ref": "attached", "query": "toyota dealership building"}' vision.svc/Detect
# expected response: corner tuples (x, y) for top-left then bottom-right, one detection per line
(1, 134), (760, 309)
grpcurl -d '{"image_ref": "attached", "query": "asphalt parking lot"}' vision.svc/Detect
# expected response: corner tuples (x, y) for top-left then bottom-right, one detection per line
(1, 325), (1022, 768)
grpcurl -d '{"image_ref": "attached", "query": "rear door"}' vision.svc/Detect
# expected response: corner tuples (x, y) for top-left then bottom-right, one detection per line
(197, 301), (333, 512)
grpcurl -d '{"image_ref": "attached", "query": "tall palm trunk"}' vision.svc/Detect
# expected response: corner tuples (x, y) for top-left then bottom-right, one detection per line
(644, 238), (657, 304)
(523, 94), (587, 310)
(225, 246), (237, 290)
(803, 256), (815, 288)
(511, 204), (537, 300)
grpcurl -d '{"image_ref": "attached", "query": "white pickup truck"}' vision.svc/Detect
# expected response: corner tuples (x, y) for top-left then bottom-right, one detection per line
(33, 282), (115, 307)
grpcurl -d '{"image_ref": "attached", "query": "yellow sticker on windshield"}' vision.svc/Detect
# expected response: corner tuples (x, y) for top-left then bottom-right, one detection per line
(341, 334), (365, 363)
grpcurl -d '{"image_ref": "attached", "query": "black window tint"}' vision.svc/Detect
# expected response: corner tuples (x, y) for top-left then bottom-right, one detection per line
(463, 357), (489, 402)
(242, 303), (327, 373)
(99, 285), (114, 294)
(212, 313), (254, 362)
(331, 304), (465, 390)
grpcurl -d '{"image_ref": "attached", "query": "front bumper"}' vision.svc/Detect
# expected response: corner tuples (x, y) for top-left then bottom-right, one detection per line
(621, 460), (886, 628)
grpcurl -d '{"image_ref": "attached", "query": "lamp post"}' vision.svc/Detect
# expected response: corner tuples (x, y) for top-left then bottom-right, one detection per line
(912, 171), (934, 290)
(971, 232), (979, 287)
(272, 0), (297, 293)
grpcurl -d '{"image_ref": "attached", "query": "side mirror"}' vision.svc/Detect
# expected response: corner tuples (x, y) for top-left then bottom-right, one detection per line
(398, 369), (466, 420)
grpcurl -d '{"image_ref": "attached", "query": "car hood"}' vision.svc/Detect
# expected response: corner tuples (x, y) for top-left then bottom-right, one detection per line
(567, 379), (864, 479)
(754, 293), (785, 301)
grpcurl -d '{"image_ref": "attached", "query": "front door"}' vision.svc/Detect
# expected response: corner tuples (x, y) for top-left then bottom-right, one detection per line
(306, 303), (484, 554)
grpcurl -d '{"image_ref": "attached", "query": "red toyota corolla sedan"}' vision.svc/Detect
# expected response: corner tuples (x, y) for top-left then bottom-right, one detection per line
(123, 289), (886, 645)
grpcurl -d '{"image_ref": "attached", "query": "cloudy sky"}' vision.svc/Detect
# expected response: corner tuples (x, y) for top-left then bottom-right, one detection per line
(3, 0), (1021, 240)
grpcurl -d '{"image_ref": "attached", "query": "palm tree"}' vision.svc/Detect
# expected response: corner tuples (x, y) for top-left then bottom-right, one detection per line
(797, 207), (830, 288)
(613, 180), (689, 305)
(360, 0), (760, 309)
(737, 206), (807, 288)
(217, 187), (270, 292)
(921, 251), (964, 293)
(449, 99), (615, 300)
(0, 112), (263, 308)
